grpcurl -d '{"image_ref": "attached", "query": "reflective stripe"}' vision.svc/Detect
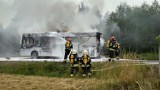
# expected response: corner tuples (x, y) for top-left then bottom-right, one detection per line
(118, 44), (120, 48)
(106, 40), (110, 47)
(70, 55), (74, 63)
(109, 48), (115, 51)
(66, 41), (71, 47)
(83, 55), (88, 64)
(88, 73), (91, 75)
(81, 64), (91, 67)
(81, 64), (85, 67)
(86, 65), (91, 67)
(72, 64), (79, 67)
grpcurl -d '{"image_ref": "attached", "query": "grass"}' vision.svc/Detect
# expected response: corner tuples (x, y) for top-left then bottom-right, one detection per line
(120, 51), (142, 60)
(0, 61), (70, 77)
(120, 51), (158, 60)
(92, 62), (160, 90)
(0, 61), (159, 90)
(140, 52), (158, 60)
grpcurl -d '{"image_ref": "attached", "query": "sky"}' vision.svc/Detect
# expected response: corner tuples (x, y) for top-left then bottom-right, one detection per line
(72, 0), (159, 12)
(104, 0), (155, 12)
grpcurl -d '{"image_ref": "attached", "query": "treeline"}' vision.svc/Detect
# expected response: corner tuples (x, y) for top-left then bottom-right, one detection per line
(104, 0), (160, 52)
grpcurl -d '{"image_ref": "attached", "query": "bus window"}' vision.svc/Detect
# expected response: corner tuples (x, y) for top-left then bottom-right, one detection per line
(40, 37), (50, 47)
(21, 37), (26, 48)
(21, 37), (34, 48)
(34, 38), (40, 47)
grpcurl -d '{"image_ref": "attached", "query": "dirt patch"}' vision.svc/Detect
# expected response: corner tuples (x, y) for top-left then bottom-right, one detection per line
(0, 74), (104, 90)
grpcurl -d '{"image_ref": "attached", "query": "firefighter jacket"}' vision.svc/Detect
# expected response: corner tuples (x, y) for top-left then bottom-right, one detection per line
(69, 53), (79, 67)
(65, 41), (73, 50)
(106, 40), (110, 48)
(107, 40), (117, 51)
(115, 43), (120, 50)
(80, 54), (91, 67)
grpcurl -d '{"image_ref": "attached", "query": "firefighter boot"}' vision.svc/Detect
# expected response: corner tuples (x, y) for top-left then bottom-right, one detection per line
(108, 58), (111, 62)
(88, 73), (91, 78)
(116, 57), (119, 61)
(70, 74), (73, 77)
(83, 74), (86, 77)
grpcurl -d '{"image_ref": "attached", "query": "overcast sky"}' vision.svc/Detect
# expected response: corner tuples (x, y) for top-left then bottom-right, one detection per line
(104, 0), (154, 12)
(69, 0), (160, 16)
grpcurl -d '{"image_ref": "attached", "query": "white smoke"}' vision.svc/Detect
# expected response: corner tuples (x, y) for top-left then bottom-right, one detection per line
(0, 0), (15, 28)
(0, 0), (107, 33)
(0, 0), (107, 56)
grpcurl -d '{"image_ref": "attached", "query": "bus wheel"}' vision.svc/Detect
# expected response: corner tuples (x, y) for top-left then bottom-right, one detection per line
(31, 51), (38, 59)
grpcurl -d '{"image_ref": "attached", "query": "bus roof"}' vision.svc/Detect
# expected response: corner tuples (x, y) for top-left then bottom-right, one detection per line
(22, 31), (102, 38)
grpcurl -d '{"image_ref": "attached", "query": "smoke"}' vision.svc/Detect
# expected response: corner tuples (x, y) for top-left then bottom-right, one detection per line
(0, 25), (20, 57)
(97, 12), (120, 40)
(4, 0), (106, 33)
(13, 0), (78, 33)
(0, 0), (108, 56)
(0, 0), (107, 33)
(0, 0), (15, 29)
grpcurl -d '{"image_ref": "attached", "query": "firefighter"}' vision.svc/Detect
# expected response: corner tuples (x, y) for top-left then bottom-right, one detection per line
(69, 49), (79, 77)
(63, 38), (73, 64)
(106, 35), (117, 62)
(80, 50), (92, 77)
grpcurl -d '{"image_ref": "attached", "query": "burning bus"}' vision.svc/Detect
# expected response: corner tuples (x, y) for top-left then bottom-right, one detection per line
(20, 32), (103, 59)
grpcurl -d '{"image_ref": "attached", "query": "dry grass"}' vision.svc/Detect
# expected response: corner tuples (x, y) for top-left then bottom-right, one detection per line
(120, 50), (158, 60)
(120, 51), (142, 60)
(0, 74), (104, 90)
(92, 62), (160, 90)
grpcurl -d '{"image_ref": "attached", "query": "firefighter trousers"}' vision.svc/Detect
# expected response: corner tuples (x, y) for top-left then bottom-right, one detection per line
(70, 64), (79, 75)
(81, 64), (91, 76)
(109, 50), (116, 58)
(115, 49), (120, 57)
(64, 49), (71, 60)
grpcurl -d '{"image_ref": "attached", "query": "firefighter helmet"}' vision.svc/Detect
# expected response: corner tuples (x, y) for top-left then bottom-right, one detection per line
(72, 49), (77, 54)
(68, 38), (72, 41)
(83, 50), (88, 55)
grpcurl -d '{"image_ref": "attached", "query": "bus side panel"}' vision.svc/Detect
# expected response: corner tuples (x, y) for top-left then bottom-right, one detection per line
(20, 47), (42, 57)
(20, 49), (32, 56)
(50, 44), (65, 58)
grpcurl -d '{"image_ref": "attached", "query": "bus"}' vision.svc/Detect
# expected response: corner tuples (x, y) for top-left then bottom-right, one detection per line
(20, 32), (103, 59)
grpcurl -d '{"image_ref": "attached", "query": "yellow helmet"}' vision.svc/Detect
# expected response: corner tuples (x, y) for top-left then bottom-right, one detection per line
(72, 49), (77, 54)
(83, 50), (88, 55)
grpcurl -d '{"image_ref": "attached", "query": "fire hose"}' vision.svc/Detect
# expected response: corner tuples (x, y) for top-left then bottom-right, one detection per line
(91, 63), (146, 72)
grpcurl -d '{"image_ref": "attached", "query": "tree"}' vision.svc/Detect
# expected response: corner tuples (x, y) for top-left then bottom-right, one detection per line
(106, 1), (160, 52)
